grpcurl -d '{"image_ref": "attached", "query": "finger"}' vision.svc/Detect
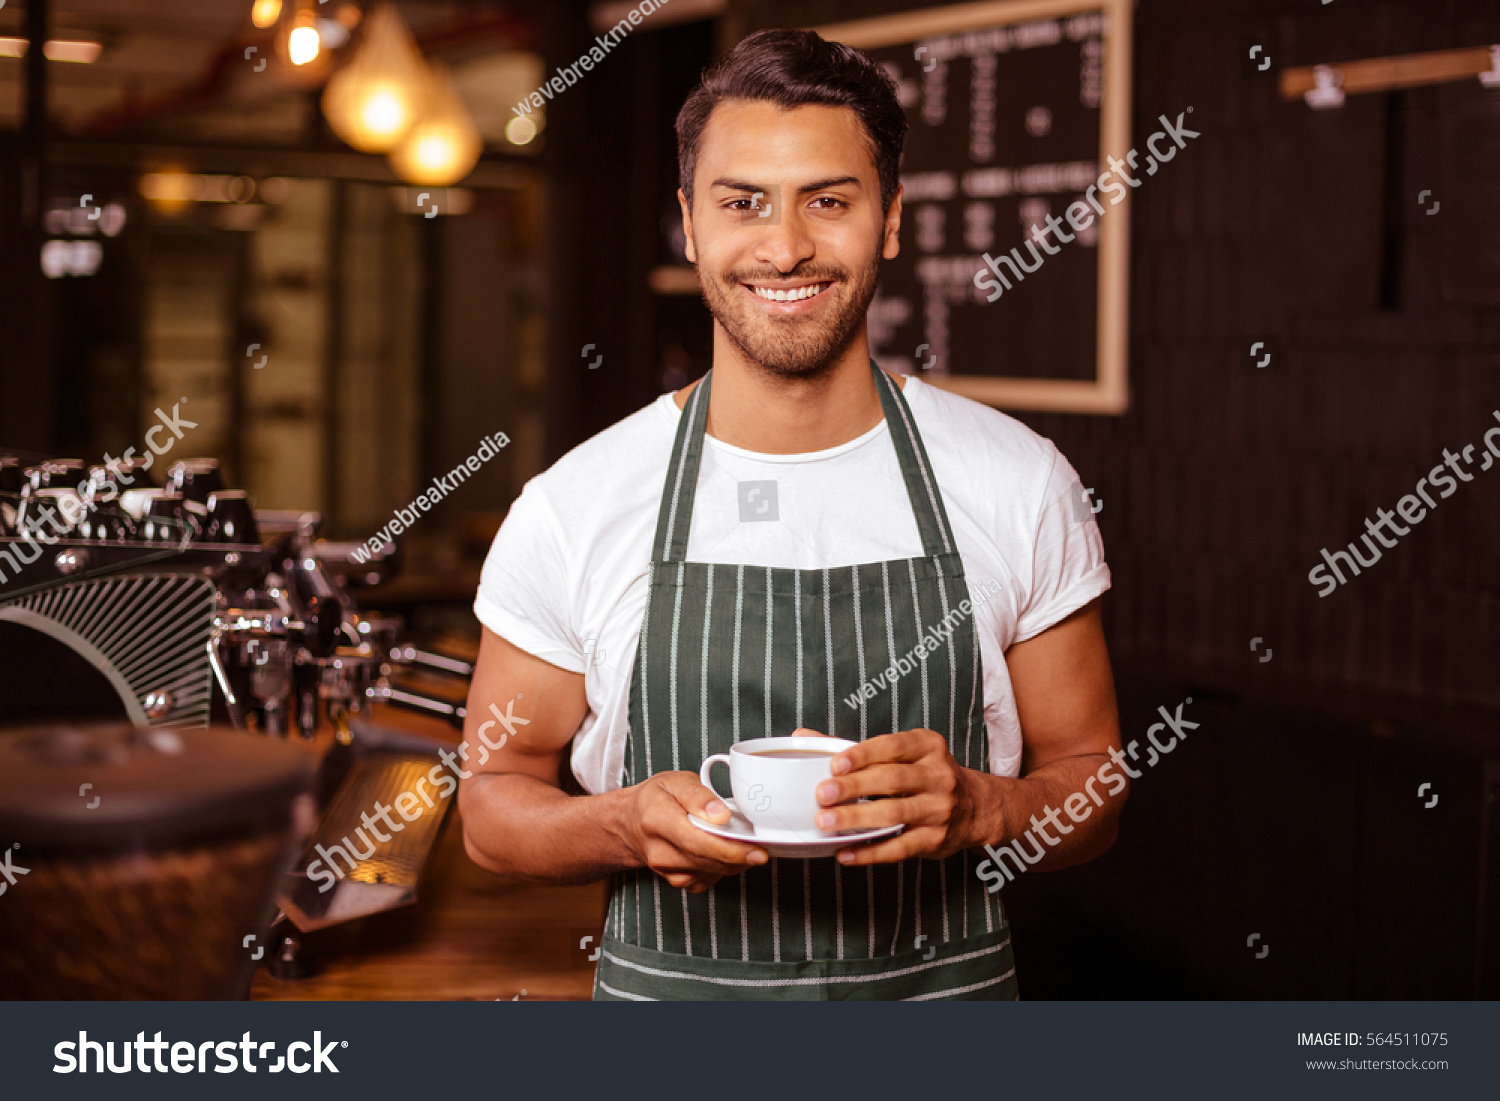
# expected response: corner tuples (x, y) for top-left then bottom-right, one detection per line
(645, 773), (769, 868)
(654, 817), (769, 870)
(815, 793), (945, 832)
(664, 872), (725, 892)
(830, 728), (939, 775)
(656, 809), (769, 868)
(790, 727), (830, 737)
(658, 770), (733, 825)
(816, 762), (929, 805)
(650, 846), (763, 879)
(670, 829), (770, 869)
(835, 827), (941, 866)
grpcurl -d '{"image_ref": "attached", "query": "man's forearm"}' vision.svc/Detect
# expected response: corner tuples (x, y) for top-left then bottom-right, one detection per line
(962, 753), (1125, 871)
(460, 773), (640, 884)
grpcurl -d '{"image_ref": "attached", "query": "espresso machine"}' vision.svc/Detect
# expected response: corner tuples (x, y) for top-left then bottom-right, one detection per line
(0, 453), (473, 979)
(0, 454), (469, 735)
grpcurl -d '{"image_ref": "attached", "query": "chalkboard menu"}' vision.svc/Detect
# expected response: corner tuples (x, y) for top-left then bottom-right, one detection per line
(818, 0), (1133, 413)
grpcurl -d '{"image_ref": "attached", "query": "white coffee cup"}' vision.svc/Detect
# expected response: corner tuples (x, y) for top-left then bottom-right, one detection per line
(699, 736), (857, 840)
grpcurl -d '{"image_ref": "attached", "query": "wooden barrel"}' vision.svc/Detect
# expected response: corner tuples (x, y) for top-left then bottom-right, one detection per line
(0, 723), (316, 999)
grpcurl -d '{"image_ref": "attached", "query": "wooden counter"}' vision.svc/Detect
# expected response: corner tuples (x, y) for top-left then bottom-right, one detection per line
(250, 704), (607, 1001)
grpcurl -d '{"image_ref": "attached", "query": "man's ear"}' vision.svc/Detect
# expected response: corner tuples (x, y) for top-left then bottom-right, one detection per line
(677, 188), (697, 265)
(882, 183), (903, 261)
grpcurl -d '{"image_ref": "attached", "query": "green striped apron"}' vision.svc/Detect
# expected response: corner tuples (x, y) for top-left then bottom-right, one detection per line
(593, 363), (1017, 1001)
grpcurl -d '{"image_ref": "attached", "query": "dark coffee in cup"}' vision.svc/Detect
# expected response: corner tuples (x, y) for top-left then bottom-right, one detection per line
(753, 749), (840, 759)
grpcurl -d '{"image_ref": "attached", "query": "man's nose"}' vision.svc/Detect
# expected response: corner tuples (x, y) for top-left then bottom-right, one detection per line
(752, 207), (815, 272)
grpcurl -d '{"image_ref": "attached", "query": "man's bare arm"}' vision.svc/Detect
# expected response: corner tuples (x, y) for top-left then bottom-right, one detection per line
(456, 628), (625, 883)
(458, 628), (767, 889)
(972, 596), (1125, 869)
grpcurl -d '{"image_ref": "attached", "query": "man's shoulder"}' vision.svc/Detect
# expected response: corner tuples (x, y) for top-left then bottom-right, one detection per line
(906, 376), (1061, 476)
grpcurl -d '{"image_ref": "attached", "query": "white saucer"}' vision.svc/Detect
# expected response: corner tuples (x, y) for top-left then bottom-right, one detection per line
(688, 798), (903, 858)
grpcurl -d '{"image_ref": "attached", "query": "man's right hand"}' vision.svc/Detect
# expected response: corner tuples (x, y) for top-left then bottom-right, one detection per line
(459, 629), (769, 890)
(624, 772), (768, 893)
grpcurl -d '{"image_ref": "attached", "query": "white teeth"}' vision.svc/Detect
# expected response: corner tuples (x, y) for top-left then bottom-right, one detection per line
(753, 283), (826, 302)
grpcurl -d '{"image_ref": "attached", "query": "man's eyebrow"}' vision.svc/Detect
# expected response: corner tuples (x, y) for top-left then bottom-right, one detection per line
(708, 176), (865, 194)
(709, 177), (769, 193)
(796, 176), (862, 194)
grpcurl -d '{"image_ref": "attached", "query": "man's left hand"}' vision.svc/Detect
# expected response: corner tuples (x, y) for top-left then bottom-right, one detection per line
(805, 727), (994, 865)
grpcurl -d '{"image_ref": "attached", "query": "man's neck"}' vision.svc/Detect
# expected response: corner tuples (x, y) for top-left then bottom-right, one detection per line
(672, 321), (904, 454)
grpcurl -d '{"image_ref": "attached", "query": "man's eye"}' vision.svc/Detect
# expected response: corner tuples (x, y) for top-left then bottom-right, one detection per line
(811, 197), (847, 210)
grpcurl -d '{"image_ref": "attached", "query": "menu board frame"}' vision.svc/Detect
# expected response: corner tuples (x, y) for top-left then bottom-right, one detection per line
(815, 0), (1134, 414)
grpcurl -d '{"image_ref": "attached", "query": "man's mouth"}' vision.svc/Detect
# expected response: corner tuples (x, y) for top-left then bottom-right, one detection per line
(745, 281), (833, 303)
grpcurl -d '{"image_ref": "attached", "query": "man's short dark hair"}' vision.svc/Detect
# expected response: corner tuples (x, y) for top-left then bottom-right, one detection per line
(675, 29), (908, 214)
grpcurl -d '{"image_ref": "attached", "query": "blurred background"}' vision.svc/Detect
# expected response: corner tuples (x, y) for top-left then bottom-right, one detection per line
(1, 0), (1498, 1000)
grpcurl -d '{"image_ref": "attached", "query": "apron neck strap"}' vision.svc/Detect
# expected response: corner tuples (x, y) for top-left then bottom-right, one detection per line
(872, 363), (957, 558)
(653, 368), (714, 564)
(652, 361), (958, 564)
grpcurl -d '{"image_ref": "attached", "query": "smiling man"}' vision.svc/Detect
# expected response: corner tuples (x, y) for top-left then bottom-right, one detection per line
(460, 29), (1125, 1000)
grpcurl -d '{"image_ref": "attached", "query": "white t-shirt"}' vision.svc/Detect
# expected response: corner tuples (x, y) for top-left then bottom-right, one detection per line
(474, 375), (1109, 794)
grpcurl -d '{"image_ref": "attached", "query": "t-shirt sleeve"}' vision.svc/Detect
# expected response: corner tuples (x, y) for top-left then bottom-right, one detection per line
(472, 479), (586, 673)
(1012, 446), (1111, 643)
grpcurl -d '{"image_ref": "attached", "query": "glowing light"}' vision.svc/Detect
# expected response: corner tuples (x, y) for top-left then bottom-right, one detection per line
(0, 37), (103, 63)
(359, 86), (412, 141)
(41, 240), (103, 278)
(45, 39), (103, 63)
(505, 114), (538, 146)
(288, 22), (320, 66)
(387, 62), (482, 187)
(250, 0), (283, 29)
(139, 172), (199, 206)
(139, 173), (261, 206)
(99, 203), (128, 237)
(321, 4), (428, 153)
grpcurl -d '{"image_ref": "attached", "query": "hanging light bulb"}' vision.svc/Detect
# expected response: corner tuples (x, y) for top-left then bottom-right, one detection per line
(250, 0), (282, 29)
(272, 0), (334, 87)
(321, 4), (428, 153)
(387, 61), (483, 187)
(288, 7), (320, 66)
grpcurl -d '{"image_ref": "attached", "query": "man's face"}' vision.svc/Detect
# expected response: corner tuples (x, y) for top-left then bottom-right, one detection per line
(680, 101), (902, 378)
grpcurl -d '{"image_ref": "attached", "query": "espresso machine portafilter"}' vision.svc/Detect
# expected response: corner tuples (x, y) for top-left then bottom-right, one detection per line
(209, 510), (472, 741)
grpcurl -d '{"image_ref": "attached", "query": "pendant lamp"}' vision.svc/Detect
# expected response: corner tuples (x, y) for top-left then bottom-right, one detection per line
(321, 3), (428, 153)
(386, 61), (482, 187)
